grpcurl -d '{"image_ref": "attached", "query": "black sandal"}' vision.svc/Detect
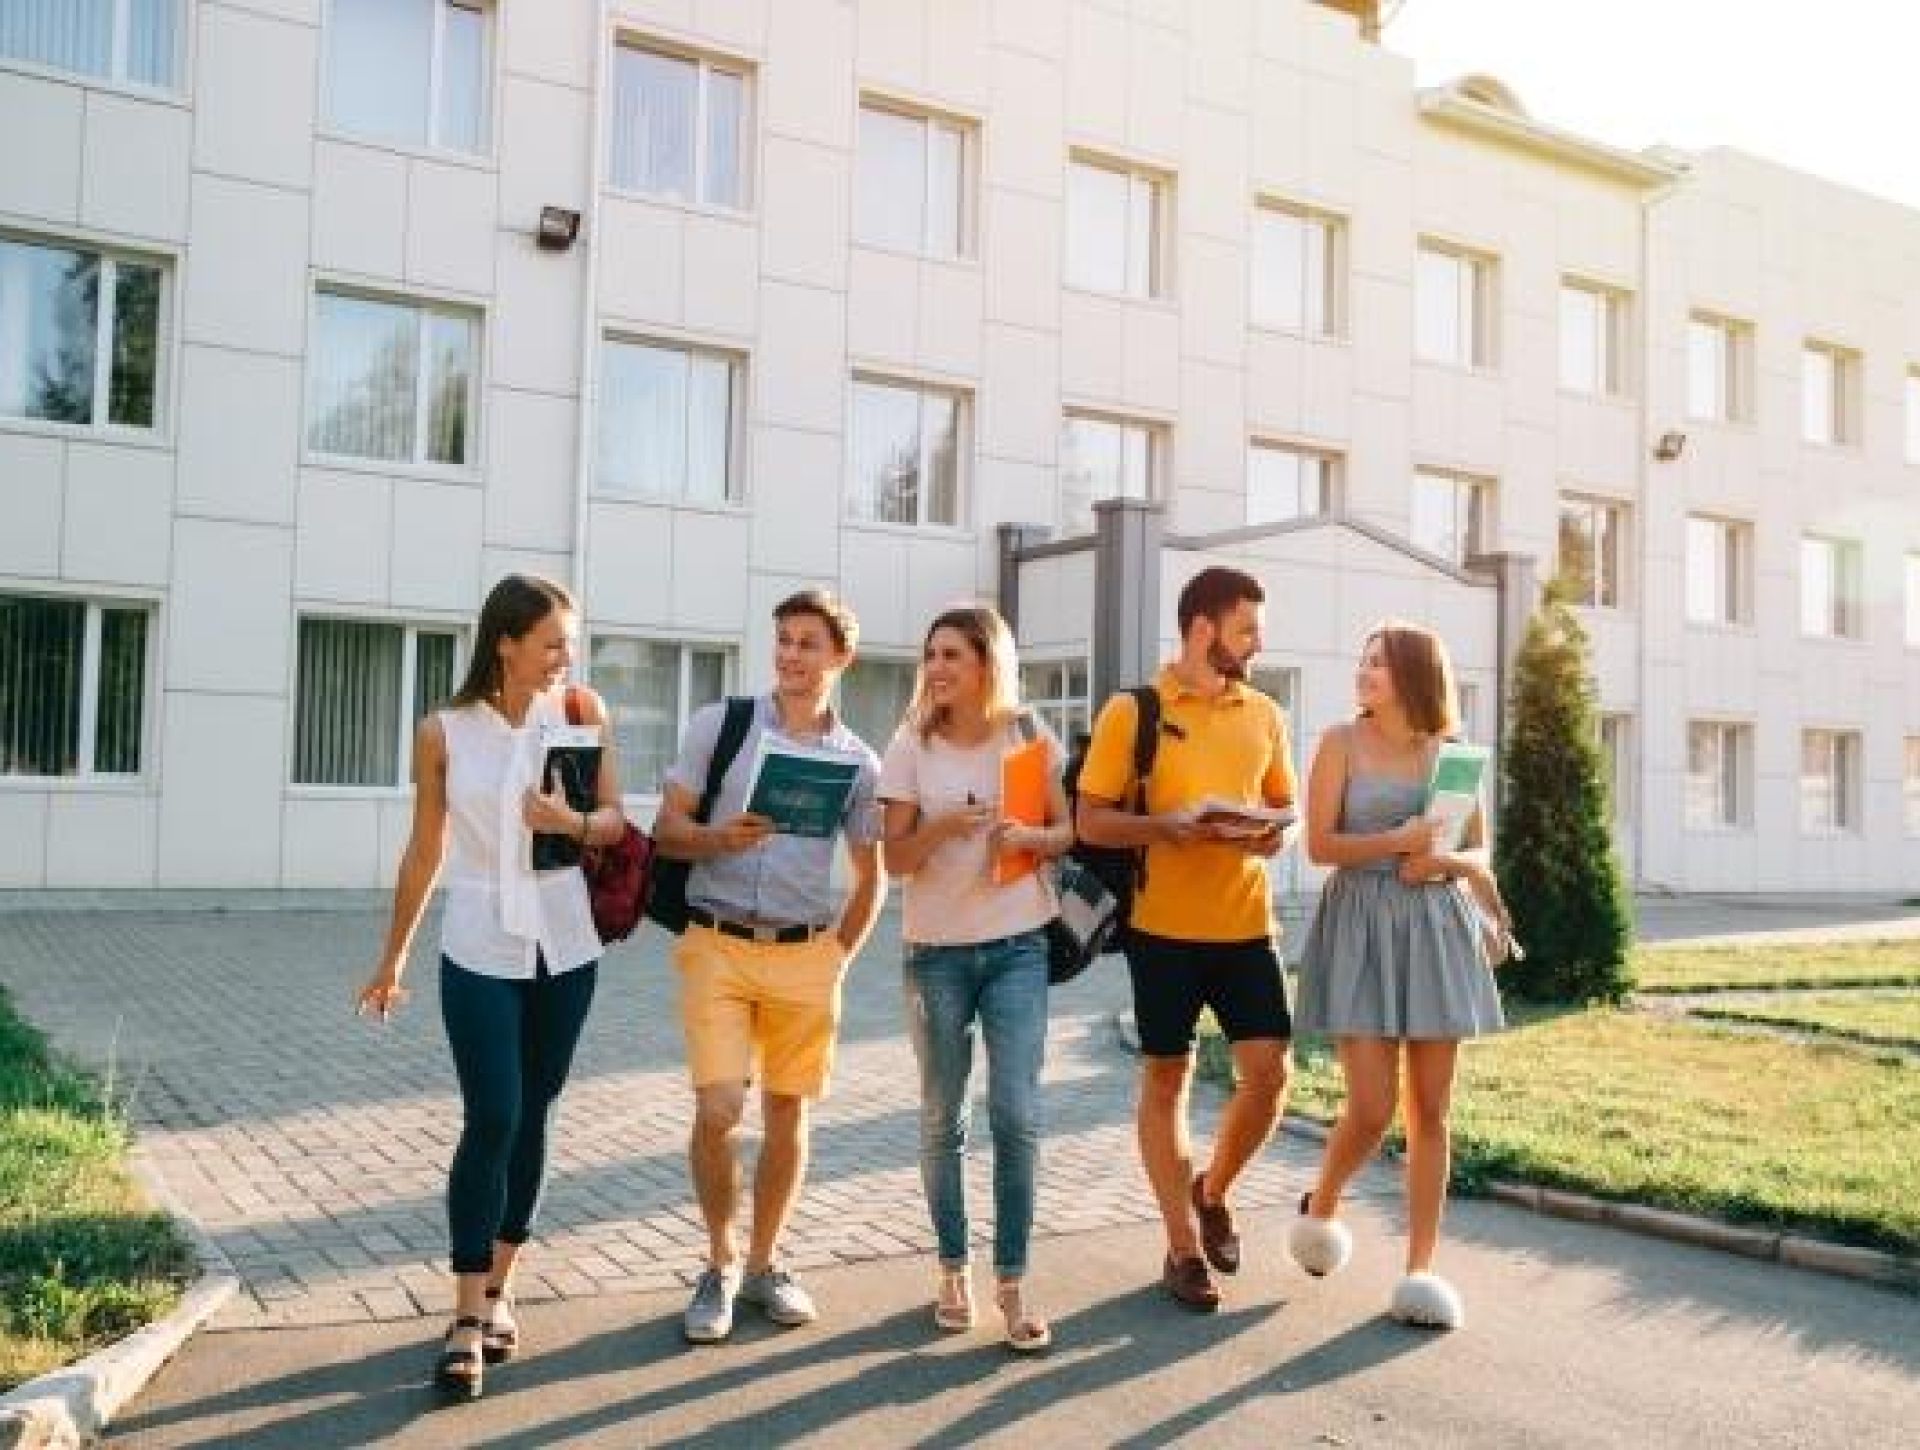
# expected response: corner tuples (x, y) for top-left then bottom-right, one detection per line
(482, 1286), (520, 1364)
(435, 1316), (486, 1399)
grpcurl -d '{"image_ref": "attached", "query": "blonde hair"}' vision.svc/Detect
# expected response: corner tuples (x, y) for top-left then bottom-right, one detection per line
(909, 604), (1022, 742)
(1360, 620), (1461, 737)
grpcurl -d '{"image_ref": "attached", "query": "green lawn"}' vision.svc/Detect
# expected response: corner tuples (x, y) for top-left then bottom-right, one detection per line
(1262, 1005), (1919, 1255)
(1691, 991), (1920, 1050)
(1632, 939), (1920, 994)
(0, 989), (192, 1391)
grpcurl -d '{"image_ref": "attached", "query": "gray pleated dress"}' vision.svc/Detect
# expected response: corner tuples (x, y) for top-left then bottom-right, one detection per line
(1294, 772), (1506, 1040)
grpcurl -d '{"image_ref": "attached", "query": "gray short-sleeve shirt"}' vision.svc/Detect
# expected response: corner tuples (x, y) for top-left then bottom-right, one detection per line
(666, 694), (882, 927)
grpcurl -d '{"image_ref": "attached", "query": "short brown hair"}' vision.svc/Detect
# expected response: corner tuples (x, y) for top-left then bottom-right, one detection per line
(1363, 621), (1460, 737)
(773, 588), (859, 655)
(1177, 566), (1265, 636)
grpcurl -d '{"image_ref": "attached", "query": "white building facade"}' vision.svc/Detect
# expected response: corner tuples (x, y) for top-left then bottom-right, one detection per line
(0, 0), (1915, 892)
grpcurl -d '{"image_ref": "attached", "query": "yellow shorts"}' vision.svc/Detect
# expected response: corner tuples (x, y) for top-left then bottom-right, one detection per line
(673, 926), (849, 1099)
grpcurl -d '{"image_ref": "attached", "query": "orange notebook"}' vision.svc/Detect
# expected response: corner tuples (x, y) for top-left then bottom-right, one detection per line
(993, 736), (1051, 886)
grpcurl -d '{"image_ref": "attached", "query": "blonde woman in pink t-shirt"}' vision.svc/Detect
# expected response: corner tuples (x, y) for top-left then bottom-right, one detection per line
(878, 604), (1073, 1353)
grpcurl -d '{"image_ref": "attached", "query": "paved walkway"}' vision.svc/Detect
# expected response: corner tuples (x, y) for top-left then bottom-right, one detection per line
(0, 901), (1324, 1331)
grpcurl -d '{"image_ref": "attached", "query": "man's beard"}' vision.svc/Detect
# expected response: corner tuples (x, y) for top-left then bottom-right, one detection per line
(1207, 641), (1251, 681)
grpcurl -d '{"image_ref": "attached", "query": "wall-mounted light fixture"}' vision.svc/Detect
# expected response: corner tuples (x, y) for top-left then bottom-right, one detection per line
(1653, 430), (1687, 462)
(537, 206), (582, 251)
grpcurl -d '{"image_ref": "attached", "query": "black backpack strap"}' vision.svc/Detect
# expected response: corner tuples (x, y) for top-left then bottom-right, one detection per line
(695, 697), (755, 825)
(1127, 686), (1162, 807)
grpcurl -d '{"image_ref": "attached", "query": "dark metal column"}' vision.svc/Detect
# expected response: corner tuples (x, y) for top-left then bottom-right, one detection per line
(1092, 498), (1166, 706)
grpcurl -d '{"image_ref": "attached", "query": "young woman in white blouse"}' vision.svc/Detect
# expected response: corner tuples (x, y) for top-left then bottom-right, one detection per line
(357, 573), (622, 1399)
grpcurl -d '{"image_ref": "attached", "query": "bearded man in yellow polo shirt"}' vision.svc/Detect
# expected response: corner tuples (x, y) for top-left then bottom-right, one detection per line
(1077, 566), (1300, 1312)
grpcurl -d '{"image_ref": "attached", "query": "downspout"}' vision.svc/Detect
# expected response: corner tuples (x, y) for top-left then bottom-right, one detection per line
(569, 0), (613, 600)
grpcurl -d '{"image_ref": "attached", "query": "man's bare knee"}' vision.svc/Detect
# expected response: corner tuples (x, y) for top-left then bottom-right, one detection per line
(1139, 1055), (1194, 1110)
(693, 1084), (747, 1142)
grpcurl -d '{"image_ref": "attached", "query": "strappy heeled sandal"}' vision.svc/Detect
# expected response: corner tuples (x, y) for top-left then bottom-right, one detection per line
(435, 1315), (486, 1399)
(933, 1267), (975, 1332)
(482, 1285), (520, 1364)
(995, 1281), (1052, 1353)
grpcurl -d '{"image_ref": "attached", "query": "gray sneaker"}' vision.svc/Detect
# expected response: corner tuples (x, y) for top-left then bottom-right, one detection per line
(683, 1264), (742, 1344)
(739, 1266), (817, 1327)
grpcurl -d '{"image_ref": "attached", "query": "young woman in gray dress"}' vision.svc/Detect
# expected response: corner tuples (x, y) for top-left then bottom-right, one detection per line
(1287, 622), (1505, 1330)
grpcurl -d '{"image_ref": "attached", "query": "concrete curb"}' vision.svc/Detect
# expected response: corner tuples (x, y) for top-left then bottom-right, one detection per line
(1113, 1008), (1920, 1297)
(0, 1274), (237, 1450)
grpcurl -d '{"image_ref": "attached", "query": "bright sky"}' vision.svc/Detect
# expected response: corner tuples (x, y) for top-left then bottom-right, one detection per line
(1383, 0), (1920, 210)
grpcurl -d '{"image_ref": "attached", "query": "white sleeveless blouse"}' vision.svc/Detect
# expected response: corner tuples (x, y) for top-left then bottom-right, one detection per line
(437, 690), (600, 979)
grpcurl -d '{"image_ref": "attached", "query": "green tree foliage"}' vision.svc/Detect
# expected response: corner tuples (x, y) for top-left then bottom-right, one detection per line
(1494, 589), (1633, 1002)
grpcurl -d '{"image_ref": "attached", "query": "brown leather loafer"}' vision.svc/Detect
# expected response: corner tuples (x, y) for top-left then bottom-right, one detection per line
(1191, 1171), (1241, 1274)
(1162, 1251), (1222, 1312)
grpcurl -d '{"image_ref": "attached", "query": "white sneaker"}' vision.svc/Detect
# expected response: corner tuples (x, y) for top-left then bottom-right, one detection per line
(683, 1264), (743, 1343)
(1389, 1272), (1465, 1330)
(1286, 1192), (1354, 1278)
(740, 1266), (817, 1327)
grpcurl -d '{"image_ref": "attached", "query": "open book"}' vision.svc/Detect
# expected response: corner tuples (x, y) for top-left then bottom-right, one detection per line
(1424, 742), (1490, 852)
(743, 735), (862, 839)
(1177, 798), (1298, 839)
(532, 724), (601, 871)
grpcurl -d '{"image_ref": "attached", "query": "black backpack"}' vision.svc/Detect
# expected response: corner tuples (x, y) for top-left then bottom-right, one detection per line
(645, 696), (755, 934)
(1063, 685), (1163, 933)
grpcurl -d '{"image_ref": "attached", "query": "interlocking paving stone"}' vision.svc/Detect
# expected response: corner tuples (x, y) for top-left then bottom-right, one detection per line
(0, 900), (1327, 1328)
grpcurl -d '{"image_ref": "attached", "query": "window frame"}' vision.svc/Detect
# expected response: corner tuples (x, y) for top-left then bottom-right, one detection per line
(1798, 727), (1863, 836)
(845, 372), (970, 530)
(1018, 656), (1092, 747)
(320, 0), (496, 159)
(1410, 467), (1494, 567)
(1684, 514), (1754, 629)
(288, 615), (466, 793)
(607, 33), (755, 211)
(1799, 535), (1865, 641)
(1065, 153), (1170, 301)
(0, 0), (185, 93)
(835, 652), (919, 755)
(1246, 438), (1339, 526)
(1685, 311), (1752, 424)
(1556, 492), (1630, 609)
(1058, 409), (1165, 537)
(1685, 719), (1752, 832)
(854, 96), (975, 261)
(1905, 369), (1920, 466)
(1558, 278), (1629, 398)
(1597, 712), (1634, 827)
(1906, 554), (1920, 649)
(586, 633), (737, 800)
(1904, 736), (1920, 837)
(1415, 238), (1497, 370)
(0, 591), (156, 787)
(594, 331), (747, 506)
(303, 284), (484, 476)
(1250, 197), (1345, 339)
(0, 230), (173, 439)
(1801, 339), (1861, 447)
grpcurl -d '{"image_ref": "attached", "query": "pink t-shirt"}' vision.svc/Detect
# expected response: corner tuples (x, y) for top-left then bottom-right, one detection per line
(878, 717), (1065, 947)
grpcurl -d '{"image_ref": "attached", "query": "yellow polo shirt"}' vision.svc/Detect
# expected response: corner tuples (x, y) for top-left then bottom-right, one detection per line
(1078, 667), (1296, 943)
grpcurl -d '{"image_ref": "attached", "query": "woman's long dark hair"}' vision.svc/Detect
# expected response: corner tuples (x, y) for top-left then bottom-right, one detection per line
(450, 574), (576, 707)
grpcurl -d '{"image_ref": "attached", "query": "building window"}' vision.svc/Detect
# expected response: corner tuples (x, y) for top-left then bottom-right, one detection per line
(1685, 515), (1752, 627)
(1060, 413), (1159, 536)
(292, 619), (459, 787)
(1415, 241), (1494, 368)
(0, 0), (178, 88)
(1907, 555), (1920, 648)
(1906, 370), (1920, 465)
(1686, 313), (1750, 423)
(1557, 495), (1627, 608)
(0, 236), (163, 431)
(848, 376), (965, 527)
(1800, 729), (1862, 835)
(1905, 738), (1920, 836)
(589, 637), (732, 795)
(1251, 201), (1342, 337)
(307, 290), (478, 467)
(1559, 280), (1627, 396)
(1411, 469), (1492, 566)
(609, 39), (749, 208)
(1686, 721), (1750, 830)
(1598, 713), (1633, 826)
(856, 102), (970, 259)
(0, 595), (148, 779)
(1020, 659), (1090, 746)
(1247, 441), (1335, 526)
(1800, 536), (1863, 640)
(837, 656), (916, 754)
(1456, 680), (1481, 741)
(324, 0), (490, 154)
(597, 337), (740, 503)
(1066, 156), (1165, 300)
(1802, 341), (1860, 446)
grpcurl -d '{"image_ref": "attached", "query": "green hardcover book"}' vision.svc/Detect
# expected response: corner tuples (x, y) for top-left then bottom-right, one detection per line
(744, 737), (862, 839)
(1423, 742), (1490, 852)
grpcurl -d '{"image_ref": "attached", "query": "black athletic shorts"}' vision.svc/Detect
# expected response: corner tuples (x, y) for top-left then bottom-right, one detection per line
(1123, 929), (1292, 1058)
